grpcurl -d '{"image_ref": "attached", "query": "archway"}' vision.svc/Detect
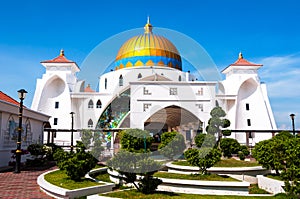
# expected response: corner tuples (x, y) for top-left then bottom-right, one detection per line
(144, 105), (203, 142)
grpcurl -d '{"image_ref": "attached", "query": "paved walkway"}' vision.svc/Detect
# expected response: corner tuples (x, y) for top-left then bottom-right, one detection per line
(0, 166), (56, 199)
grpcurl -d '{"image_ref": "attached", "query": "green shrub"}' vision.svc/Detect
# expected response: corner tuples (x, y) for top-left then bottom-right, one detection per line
(120, 129), (153, 153)
(53, 141), (97, 181)
(194, 133), (216, 148)
(158, 131), (186, 160)
(220, 138), (241, 158)
(27, 144), (45, 156)
(184, 148), (221, 175)
(138, 176), (162, 194)
(238, 151), (245, 160)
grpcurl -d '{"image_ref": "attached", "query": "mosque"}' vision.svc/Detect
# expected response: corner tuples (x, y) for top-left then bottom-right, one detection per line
(31, 19), (277, 147)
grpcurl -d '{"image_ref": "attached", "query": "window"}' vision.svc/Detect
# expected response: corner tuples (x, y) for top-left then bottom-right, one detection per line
(96, 100), (102, 108)
(88, 119), (93, 128)
(246, 103), (250, 111)
(138, 73), (142, 79)
(55, 102), (59, 109)
(143, 103), (151, 112)
(143, 87), (151, 95)
(196, 88), (203, 95)
(119, 75), (123, 86)
(104, 78), (107, 89)
(178, 75), (182, 81)
(247, 119), (251, 126)
(196, 104), (203, 111)
(54, 118), (58, 125)
(170, 88), (177, 95)
(88, 99), (94, 108)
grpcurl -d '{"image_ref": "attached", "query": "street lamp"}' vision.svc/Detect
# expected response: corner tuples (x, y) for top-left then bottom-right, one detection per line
(290, 114), (296, 137)
(14, 89), (27, 173)
(70, 112), (75, 152)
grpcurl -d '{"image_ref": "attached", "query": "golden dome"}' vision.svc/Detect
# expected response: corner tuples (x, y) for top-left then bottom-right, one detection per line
(115, 19), (182, 70)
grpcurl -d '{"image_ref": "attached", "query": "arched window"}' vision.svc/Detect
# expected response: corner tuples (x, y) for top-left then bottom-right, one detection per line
(96, 99), (102, 108)
(178, 75), (182, 81)
(119, 75), (123, 86)
(104, 78), (107, 89)
(88, 99), (94, 108)
(88, 119), (93, 128)
(25, 119), (32, 142)
(138, 73), (142, 79)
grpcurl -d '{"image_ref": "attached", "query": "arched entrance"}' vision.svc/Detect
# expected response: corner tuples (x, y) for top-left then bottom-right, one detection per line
(144, 105), (203, 143)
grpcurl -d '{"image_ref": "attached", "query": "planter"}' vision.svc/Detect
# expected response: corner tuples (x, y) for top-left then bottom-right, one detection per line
(167, 162), (270, 176)
(257, 175), (285, 194)
(38, 169), (115, 199)
(107, 169), (251, 196)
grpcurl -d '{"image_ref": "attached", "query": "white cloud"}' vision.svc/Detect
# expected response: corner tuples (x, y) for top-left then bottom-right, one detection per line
(255, 53), (300, 129)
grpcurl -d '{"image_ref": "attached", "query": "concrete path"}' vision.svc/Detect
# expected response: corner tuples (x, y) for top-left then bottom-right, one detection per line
(0, 166), (56, 199)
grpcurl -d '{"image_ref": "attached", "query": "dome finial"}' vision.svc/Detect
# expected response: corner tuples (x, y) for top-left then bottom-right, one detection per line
(60, 49), (64, 56)
(239, 51), (243, 59)
(144, 16), (153, 34)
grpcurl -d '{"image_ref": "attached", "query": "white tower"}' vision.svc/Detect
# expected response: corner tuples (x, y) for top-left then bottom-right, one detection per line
(218, 53), (277, 145)
(31, 50), (80, 145)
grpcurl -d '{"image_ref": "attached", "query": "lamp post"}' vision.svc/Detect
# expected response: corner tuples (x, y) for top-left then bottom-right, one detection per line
(14, 89), (27, 173)
(290, 114), (296, 137)
(70, 112), (75, 152)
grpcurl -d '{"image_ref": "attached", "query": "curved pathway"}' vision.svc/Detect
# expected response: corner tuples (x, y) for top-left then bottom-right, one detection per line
(0, 166), (56, 199)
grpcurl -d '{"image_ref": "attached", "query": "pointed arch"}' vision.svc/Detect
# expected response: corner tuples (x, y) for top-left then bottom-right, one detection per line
(119, 75), (123, 86)
(105, 78), (107, 89)
(88, 119), (93, 128)
(96, 99), (102, 108)
(138, 73), (142, 79)
(88, 99), (94, 108)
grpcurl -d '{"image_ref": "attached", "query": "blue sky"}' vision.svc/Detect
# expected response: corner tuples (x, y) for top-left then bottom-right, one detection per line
(0, 0), (299, 129)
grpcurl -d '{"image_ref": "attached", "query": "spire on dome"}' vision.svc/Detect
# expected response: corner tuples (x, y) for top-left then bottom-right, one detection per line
(60, 49), (64, 56)
(239, 52), (243, 59)
(144, 16), (153, 34)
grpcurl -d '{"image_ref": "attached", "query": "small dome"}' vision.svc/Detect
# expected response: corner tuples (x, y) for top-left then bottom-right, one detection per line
(115, 19), (182, 70)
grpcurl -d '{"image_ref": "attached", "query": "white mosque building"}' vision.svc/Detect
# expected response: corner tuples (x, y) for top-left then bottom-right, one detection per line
(31, 20), (277, 147)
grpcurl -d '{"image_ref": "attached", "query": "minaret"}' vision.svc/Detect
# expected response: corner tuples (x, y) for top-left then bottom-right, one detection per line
(219, 53), (276, 145)
(31, 50), (80, 144)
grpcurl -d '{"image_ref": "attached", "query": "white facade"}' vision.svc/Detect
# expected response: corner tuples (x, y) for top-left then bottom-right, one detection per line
(0, 95), (50, 167)
(31, 32), (277, 147)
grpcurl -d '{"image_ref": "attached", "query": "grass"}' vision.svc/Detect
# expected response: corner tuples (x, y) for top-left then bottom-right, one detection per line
(214, 159), (260, 167)
(265, 173), (283, 181)
(44, 170), (103, 190)
(173, 158), (260, 167)
(101, 189), (272, 199)
(249, 184), (270, 194)
(153, 172), (238, 181)
(91, 172), (112, 182)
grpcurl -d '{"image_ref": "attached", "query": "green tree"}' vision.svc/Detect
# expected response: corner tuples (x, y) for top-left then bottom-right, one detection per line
(158, 131), (186, 160)
(81, 129), (93, 148)
(205, 106), (231, 148)
(108, 129), (162, 194)
(184, 147), (221, 175)
(194, 133), (216, 148)
(252, 131), (293, 174)
(253, 131), (300, 197)
(120, 128), (154, 152)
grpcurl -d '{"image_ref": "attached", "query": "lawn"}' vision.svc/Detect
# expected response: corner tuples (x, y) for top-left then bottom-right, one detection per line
(101, 190), (272, 199)
(173, 158), (260, 167)
(90, 172), (112, 182)
(265, 174), (283, 181)
(44, 169), (103, 190)
(153, 172), (238, 181)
